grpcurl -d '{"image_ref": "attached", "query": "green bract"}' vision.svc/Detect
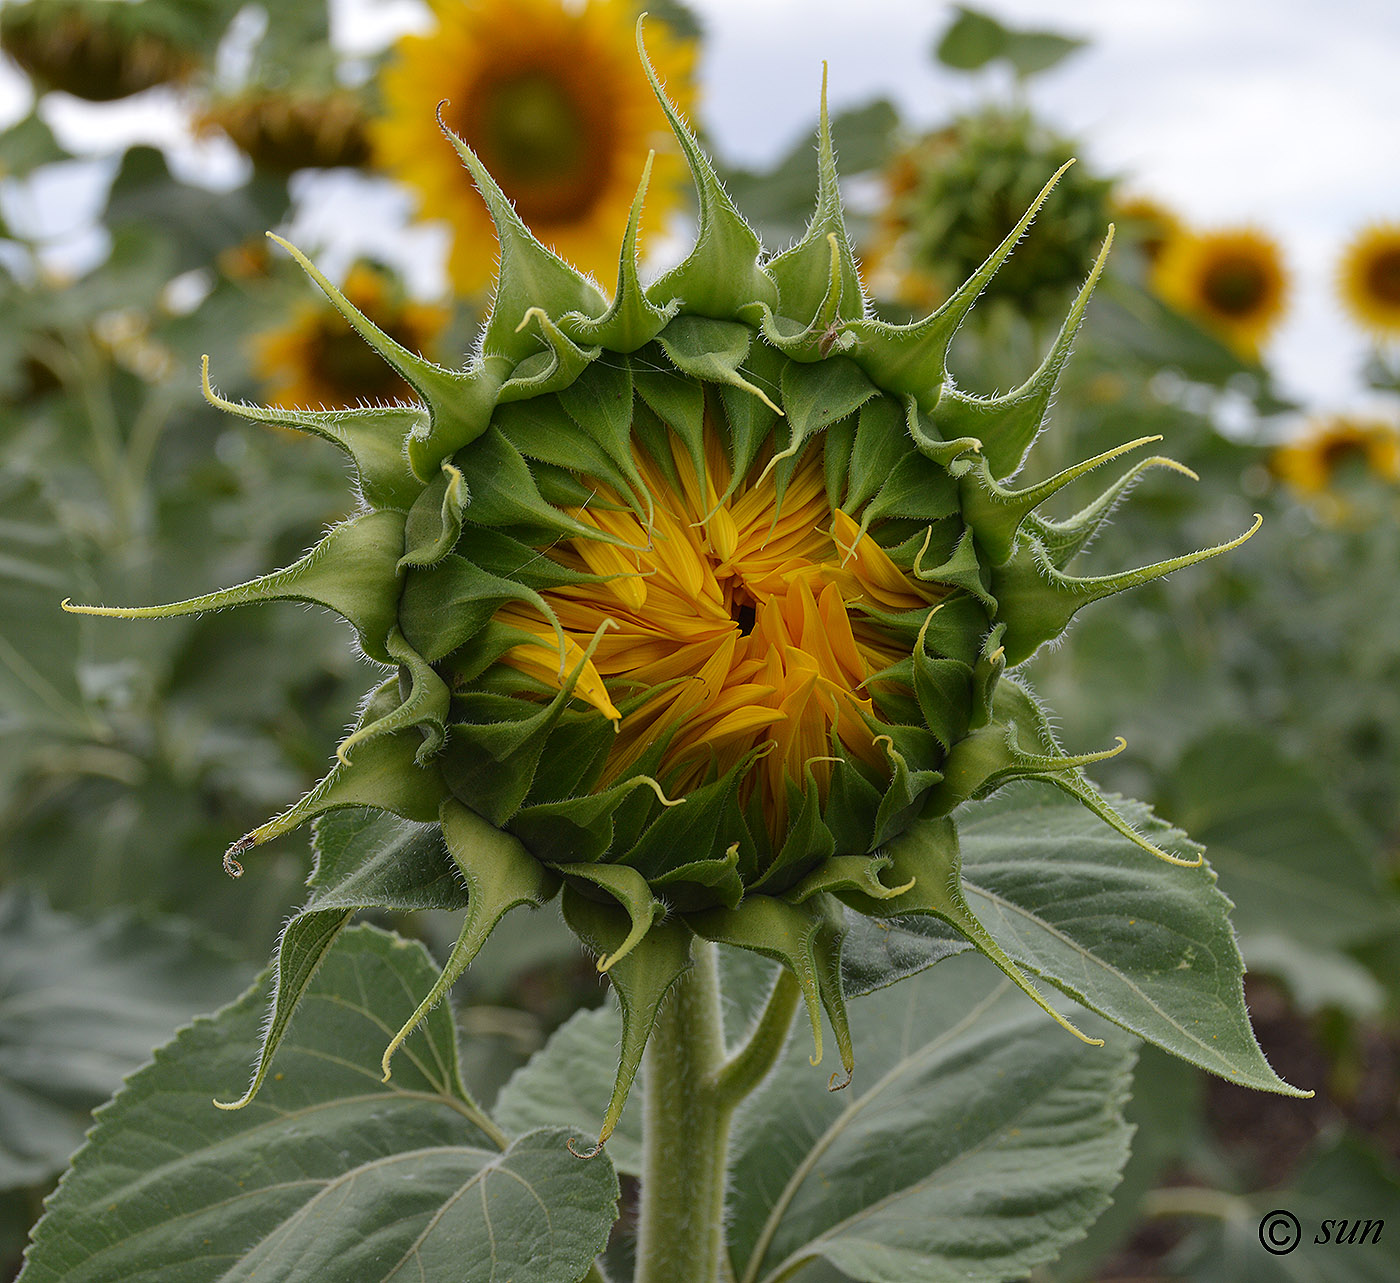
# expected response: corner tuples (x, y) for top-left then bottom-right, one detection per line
(66, 33), (1259, 1150)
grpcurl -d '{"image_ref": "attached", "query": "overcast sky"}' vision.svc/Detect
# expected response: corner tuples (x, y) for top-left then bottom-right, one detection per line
(4, 0), (1398, 412)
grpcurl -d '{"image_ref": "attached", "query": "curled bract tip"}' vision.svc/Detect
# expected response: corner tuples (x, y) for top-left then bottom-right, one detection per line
(828, 1068), (853, 1091)
(567, 1135), (606, 1160)
(223, 836), (251, 879)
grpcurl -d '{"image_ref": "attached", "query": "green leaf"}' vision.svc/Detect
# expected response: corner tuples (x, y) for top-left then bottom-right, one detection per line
(948, 787), (1308, 1095)
(20, 925), (620, 1283)
(105, 146), (290, 277)
(726, 954), (1135, 1283)
(0, 473), (94, 762)
(0, 890), (254, 1190)
(1047, 1044), (1204, 1281)
(935, 6), (1086, 79)
(934, 6), (1007, 69)
(0, 111), (69, 179)
(839, 911), (968, 998)
(1162, 729), (1397, 952)
(495, 999), (645, 1177)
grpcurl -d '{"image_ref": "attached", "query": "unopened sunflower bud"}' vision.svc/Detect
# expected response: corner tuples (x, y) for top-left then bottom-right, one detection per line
(66, 29), (1259, 1145)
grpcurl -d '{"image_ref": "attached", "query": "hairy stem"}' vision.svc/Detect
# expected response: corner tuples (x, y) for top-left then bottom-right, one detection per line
(634, 941), (731, 1283)
(635, 948), (803, 1283)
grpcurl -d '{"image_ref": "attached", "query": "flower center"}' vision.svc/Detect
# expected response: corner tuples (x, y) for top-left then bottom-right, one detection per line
(1364, 247), (1400, 308)
(1200, 253), (1269, 317)
(310, 320), (418, 403)
(495, 408), (938, 840)
(446, 59), (614, 226)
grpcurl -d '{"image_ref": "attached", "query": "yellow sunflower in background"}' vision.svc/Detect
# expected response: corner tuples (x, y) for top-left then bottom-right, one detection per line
(1272, 415), (1400, 499)
(1111, 193), (1181, 265)
(252, 263), (449, 408)
(372, 0), (698, 294)
(1152, 226), (1287, 360)
(1338, 223), (1400, 339)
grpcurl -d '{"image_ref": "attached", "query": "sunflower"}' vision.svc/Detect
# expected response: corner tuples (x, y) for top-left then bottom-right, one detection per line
(1338, 223), (1400, 339)
(197, 89), (372, 173)
(1272, 415), (1400, 497)
(0, 0), (200, 100)
(372, 0), (697, 294)
(495, 426), (939, 846)
(69, 41), (1263, 1146)
(1111, 193), (1181, 265)
(1151, 226), (1287, 360)
(252, 263), (449, 408)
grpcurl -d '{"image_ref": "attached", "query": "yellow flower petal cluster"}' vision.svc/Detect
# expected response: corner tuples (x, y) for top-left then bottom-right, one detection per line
(1152, 226), (1287, 360)
(372, 0), (697, 294)
(497, 427), (935, 842)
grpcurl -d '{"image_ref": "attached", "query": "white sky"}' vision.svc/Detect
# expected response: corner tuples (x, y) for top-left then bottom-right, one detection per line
(3, 0), (1398, 411)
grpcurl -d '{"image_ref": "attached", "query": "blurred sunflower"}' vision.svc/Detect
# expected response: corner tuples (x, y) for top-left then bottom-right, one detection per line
(1152, 227), (1287, 360)
(252, 264), (449, 408)
(372, 0), (697, 294)
(1111, 193), (1180, 265)
(1272, 415), (1400, 497)
(0, 0), (200, 100)
(197, 89), (372, 173)
(1337, 223), (1400, 339)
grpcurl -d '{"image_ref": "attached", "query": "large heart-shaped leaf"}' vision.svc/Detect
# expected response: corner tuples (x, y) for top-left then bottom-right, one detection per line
(0, 890), (254, 1190)
(875, 787), (1305, 1096)
(726, 954), (1135, 1283)
(495, 1000), (644, 1177)
(18, 924), (619, 1283)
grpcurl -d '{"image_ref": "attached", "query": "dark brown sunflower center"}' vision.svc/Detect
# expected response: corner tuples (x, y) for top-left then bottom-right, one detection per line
(452, 68), (610, 225)
(1364, 248), (1400, 307)
(1201, 255), (1269, 316)
(311, 322), (415, 403)
(1319, 436), (1369, 476)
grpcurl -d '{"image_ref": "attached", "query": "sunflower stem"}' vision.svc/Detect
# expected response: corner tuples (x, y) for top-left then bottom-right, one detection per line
(635, 940), (734, 1283)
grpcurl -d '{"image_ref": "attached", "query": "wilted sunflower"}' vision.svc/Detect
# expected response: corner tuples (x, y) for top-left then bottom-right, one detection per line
(1272, 414), (1400, 497)
(1152, 226), (1287, 360)
(0, 0), (202, 100)
(68, 39), (1258, 1148)
(1337, 222), (1400, 339)
(252, 263), (449, 408)
(372, 0), (697, 294)
(197, 88), (372, 173)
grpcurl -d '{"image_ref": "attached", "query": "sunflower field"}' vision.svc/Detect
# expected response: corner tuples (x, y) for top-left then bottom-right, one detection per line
(2, 2), (1399, 1281)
